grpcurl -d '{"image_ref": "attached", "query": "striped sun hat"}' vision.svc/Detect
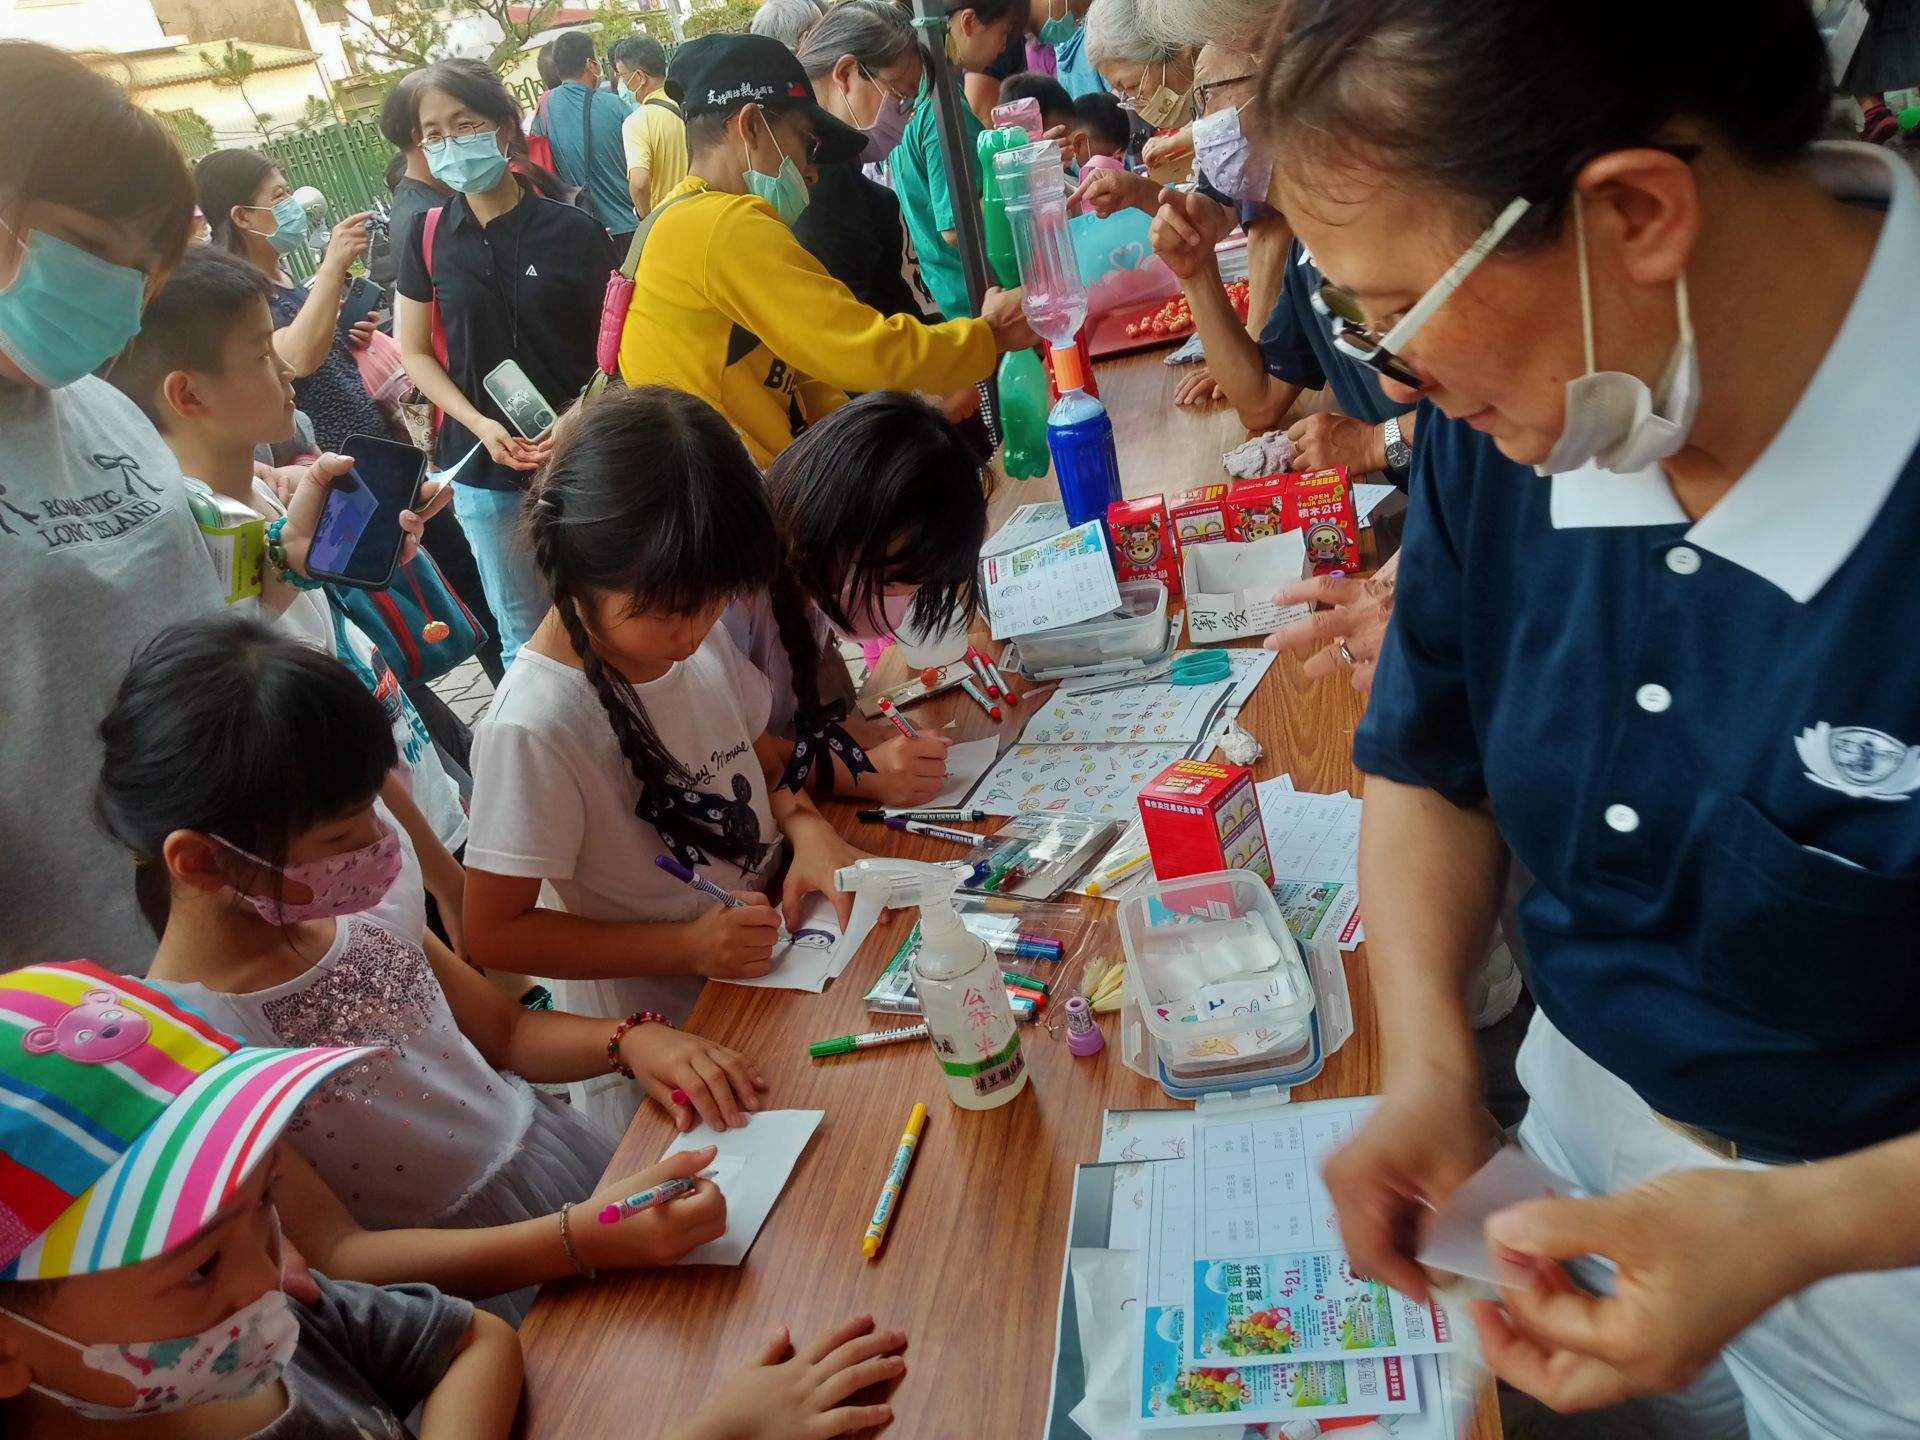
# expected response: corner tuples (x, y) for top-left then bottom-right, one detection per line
(0, 960), (373, 1280)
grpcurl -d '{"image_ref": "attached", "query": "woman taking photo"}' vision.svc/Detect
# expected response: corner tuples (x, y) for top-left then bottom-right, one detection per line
(1243, 1), (1920, 1435)
(196, 148), (378, 452)
(397, 58), (617, 670)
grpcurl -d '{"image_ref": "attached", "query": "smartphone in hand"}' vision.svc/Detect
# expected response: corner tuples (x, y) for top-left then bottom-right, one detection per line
(483, 358), (558, 440)
(337, 274), (381, 332)
(304, 434), (428, 591)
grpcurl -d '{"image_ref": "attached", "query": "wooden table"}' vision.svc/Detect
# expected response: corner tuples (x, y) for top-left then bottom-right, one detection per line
(517, 351), (1501, 1439)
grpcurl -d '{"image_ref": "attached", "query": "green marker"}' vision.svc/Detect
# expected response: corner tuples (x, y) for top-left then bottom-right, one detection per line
(808, 1023), (930, 1058)
(1001, 969), (1049, 996)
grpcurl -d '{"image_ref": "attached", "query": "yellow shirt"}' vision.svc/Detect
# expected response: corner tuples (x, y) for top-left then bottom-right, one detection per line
(619, 93), (688, 203)
(617, 176), (996, 466)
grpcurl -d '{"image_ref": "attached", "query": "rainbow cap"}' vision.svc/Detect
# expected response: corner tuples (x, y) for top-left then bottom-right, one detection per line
(0, 961), (374, 1280)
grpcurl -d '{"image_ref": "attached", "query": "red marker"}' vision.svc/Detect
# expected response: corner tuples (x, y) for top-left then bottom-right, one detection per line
(877, 696), (918, 738)
(965, 645), (1001, 699)
(981, 649), (1017, 706)
(958, 676), (1002, 721)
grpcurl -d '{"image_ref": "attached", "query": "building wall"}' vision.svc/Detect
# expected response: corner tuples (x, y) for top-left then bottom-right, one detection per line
(150, 0), (310, 49)
(1, 0), (175, 52)
(139, 61), (334, 144)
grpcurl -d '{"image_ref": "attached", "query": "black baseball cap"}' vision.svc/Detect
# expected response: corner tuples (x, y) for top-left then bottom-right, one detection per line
(669, 32), (867, 165)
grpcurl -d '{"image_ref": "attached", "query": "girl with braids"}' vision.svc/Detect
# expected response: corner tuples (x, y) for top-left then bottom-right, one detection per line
(464, 387), (868, 1137)
(723, 390), (993, 808)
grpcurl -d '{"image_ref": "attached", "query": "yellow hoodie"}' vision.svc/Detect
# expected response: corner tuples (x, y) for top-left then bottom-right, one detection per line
(618, 176), (996, 466)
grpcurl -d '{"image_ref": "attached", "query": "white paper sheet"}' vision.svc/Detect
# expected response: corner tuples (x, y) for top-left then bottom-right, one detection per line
(661, 1109), (823, 1264)
(1258, 779), (1365, 952)
(916, 735), (1001, 809)
(711, 895), (847, 992)
(973, 742), (1190, 820)
(1184, 533), (1311, 645)
(1353, 482), (1397, 529)
(983, 521), (1125, 640)
(982, 500), (1070, 557)
(1418, 1147), (1575, 1286)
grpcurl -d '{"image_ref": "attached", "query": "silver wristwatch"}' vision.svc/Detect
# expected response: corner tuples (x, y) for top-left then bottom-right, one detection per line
(1382, 414), (1412, 473)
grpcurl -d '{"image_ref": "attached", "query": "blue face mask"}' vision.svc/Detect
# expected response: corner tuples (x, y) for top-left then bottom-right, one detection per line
(1038, 12), (1077, 45)
(245, 195), (311, 257)
(0, 223), (145, 388)
(741, 112), (809, 227)
(427, 131), (510, 195)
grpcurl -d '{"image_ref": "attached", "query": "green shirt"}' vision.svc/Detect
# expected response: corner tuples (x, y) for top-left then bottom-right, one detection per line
(890, 73), (982, 322)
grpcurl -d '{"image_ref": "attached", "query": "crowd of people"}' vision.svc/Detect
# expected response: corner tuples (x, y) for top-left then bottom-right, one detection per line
(1, 0), (1918, 1435)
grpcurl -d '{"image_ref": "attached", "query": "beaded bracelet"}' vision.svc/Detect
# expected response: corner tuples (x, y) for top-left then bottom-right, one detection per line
(558, 1201), (596, 1279)
(264, 517), (326, 591)
(605, 1010), (671, 1077)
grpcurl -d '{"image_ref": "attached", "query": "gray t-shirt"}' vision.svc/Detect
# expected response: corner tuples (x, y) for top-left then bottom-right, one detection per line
(264, 1276), (473, 1438)
(0, 376), (222, 972)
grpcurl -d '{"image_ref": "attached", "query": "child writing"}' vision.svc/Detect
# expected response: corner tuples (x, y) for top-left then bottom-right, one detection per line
(0, 964), (907, 1438)
(95, 615), (768, 1322)
(726, 391), (993, 808)
(107, 246), (474, 951)
(463, 387), (868, 1136)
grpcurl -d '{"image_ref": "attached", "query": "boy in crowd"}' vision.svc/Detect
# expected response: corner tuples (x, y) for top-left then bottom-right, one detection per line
(0, 961), (520, 1437)
(618, 32), (1035, 465)
(998, 70), (1078, 141)
(1073, 90), (1130, 166)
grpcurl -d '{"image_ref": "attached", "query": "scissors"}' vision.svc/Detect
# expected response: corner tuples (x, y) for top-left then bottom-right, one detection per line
(1075, 651), (1232, 694)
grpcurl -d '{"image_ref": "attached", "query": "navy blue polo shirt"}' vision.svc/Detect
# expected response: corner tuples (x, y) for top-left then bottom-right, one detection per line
(1355, 146), (1920, 1162)
(1259, 240), (1412, 427)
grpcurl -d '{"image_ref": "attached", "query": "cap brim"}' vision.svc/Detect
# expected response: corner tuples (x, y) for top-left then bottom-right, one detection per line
(795, 102), (870, 166)
(8, 1043), (376, 1280)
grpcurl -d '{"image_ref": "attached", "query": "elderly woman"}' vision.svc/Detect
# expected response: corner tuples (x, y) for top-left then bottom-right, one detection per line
(1083, 0), (1193, 170)
(1250, 2), (1920, 1438)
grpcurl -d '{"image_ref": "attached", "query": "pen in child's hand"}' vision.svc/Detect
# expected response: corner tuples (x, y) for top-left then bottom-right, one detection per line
(598, 1173), (699, 1224)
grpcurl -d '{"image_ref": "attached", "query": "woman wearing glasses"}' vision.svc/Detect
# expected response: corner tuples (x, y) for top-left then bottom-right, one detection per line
(396, 59), (617, 669)
(1253, 2), (1920, 1436)
(1083, 0), (1194, 177)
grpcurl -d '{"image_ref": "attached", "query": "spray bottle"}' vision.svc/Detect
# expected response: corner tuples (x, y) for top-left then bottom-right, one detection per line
(834, 858), (1029, 1111)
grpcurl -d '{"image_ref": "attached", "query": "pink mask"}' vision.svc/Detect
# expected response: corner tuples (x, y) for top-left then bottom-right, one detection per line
(831, 587), (917, 645)
(223, 823), (404, 923)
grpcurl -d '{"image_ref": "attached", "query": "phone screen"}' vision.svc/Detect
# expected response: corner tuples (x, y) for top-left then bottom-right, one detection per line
(306, 436), (426, 589)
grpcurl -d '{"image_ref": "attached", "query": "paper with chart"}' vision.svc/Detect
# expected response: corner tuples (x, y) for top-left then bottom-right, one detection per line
(1259, 777), (1365, 951)
(1018, 678), (1235, 747)
(981, 500), (1069, 557)
(662, 1109), (822, 1265)
(712, 895), (846, 992)
(973, 742), (1189, 820)
(982, 520), (1124, 640)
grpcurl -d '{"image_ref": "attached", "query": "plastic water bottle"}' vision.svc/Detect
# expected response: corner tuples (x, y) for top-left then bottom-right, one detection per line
(994, 140), (1088, 350)
(998, 347), (1052, 480)
(1046, 343), (1121, 528)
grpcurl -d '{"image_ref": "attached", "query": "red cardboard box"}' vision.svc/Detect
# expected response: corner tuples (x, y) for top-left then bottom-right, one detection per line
(1138, 759), (1274, 883)
(1170, 483), (1231, 548)
(1285, 466), (1359, 573)
(1225, 474), (1290, 542)
(1107, 496), (1181, 597)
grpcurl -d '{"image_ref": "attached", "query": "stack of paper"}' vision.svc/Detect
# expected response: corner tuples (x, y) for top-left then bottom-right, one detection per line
(1259, 776), (1364, 951)
(983, 521), (1125, 640)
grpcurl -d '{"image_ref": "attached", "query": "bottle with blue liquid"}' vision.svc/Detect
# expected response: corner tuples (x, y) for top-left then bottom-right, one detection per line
(994, 139), (1122, 527)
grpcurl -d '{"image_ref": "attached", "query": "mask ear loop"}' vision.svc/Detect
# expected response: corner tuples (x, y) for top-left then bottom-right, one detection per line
(1573, 188), (1597, 379)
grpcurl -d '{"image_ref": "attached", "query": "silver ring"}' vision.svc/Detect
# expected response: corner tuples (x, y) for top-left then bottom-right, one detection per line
(1337, 641), (1357, 667)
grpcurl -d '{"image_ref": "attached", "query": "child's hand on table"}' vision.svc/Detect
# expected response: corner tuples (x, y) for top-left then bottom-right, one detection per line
(867, 733), (953, 807)
(667, 1314), (907, 1440)
(779, 815), (867, 930)
(622, 1023), (768, 1131)
(575, 1148), (728, 1271)
(688, 893), (781, 979)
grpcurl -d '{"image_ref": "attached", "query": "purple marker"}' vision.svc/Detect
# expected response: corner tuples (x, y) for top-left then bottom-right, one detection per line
(654, 853), (744, 909)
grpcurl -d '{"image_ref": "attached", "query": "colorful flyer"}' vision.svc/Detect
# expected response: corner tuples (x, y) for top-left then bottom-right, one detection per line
(1141, 1302), (1416, 1423)
(1190, 1251), (1454, 1365)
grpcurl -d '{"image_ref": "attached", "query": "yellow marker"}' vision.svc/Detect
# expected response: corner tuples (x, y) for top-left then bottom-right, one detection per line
(1085, 849), (1151, 897)
(862, 1101), (928, 1259)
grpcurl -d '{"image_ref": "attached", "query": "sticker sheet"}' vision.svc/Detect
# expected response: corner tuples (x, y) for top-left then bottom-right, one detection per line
(982, 521), (1124, 640)
(1018, 679), (1235, 747)
(972, 742), (1189, 820)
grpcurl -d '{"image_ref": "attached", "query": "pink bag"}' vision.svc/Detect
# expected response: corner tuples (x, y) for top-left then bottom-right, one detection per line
(596, 271), (633, 376)
(352, 326), (416, 443)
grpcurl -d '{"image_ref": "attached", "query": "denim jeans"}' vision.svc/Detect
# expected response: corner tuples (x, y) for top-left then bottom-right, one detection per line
(451, 482), (547, 670)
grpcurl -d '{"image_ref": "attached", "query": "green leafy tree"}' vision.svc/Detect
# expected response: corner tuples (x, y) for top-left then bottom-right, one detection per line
(334, 0), (585, 73)
(157, 107), (216, 159)
(200, 41), (272, 136)
(680, 0), (756, 39)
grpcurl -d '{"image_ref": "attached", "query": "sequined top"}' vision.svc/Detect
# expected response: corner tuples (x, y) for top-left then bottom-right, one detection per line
(155, 916), (536, 1231)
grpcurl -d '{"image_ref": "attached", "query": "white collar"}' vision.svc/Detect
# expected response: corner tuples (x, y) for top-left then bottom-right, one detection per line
(1550, 142), (1920, 603)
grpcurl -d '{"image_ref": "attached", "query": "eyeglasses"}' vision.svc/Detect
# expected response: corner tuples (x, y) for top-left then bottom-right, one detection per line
(1192, 73), (1255, 118)
(1311, 196), (1532, 390)
(421, 120), (494, 154)
(862, 64), (919, 118)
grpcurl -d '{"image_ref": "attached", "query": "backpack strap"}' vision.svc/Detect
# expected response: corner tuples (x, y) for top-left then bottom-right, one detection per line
(617, 179), (705, 279)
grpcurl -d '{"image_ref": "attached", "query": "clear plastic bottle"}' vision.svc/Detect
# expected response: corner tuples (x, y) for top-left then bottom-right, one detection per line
(994, 140), (1087, 349)
(834, 860), (1029, 1110)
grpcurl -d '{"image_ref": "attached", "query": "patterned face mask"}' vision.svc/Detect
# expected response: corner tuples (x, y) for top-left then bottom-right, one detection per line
(221, 822), (403, 924)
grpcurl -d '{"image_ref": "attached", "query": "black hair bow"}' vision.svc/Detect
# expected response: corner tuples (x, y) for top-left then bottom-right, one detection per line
(636, 773), (768, 872)
(777, 702), (877, 795)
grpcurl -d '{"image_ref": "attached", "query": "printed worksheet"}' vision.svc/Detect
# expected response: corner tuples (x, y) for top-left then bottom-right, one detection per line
(1018, 678), (1235, 747)
(982, 521), (1124, 639)
(1259, 778), (1365, 951)
(981, 500), (1069, 557)
(973, 742), (1189, 820)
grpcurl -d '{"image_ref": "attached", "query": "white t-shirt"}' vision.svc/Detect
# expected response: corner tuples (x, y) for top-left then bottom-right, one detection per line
(154, 832), (535, 1231)
(469, 622), (778, 1056)
(186, 480), (469, 855)
(1, 377), (223, 972)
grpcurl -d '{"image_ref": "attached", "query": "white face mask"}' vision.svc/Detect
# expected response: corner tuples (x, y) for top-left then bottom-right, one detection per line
(3, 1288), (299, 1420)
(1535, 190), (1699, 476)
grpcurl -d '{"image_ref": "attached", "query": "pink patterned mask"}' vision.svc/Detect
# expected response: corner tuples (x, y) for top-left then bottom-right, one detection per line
(223, 823), (403, 924)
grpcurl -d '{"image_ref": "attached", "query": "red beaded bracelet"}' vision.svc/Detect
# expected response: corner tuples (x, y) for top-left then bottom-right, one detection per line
(606, 1010), (671, 1077)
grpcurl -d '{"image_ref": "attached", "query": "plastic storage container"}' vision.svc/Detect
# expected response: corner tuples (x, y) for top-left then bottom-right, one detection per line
(1113, 867), (1320, 1090)
(1006, 579), (1168, 674)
